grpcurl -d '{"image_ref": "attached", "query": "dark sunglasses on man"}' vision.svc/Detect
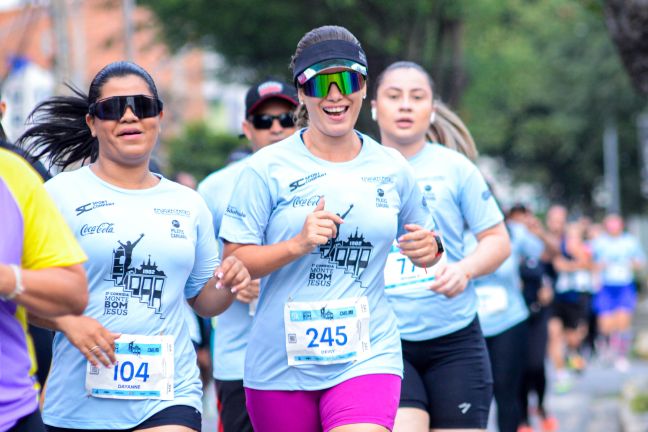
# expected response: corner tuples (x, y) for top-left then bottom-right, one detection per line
(248, 112), (295, 130)
(89, 95), (163, 121)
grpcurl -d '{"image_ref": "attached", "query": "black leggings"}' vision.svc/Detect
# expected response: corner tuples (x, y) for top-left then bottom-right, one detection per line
(9, 409), (46, 432)
(486, 320), (528, 432)
(519, 306), (551, 423)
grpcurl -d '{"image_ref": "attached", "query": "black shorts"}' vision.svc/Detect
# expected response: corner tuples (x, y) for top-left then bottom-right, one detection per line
(45, 404), (201, 432)
(400, 316), (493, 429)
(9, 408), (45, 432)
(552, 293), (590, 329)
(215, 379), (253, 432)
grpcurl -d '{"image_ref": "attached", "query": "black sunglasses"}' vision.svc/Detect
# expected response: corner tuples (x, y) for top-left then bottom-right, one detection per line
(249, 112), (294, 130)
(89, 95), (163, 121)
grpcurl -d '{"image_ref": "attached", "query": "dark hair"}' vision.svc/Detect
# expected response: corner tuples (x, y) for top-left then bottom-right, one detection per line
(290, 26), (362, 128)
(373, 61), (435, 98)
(17, 61), (160, 170)
(373, 61), (478, 160)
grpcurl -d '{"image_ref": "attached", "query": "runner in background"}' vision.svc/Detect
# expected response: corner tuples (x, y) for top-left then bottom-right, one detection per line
(372, 61), (510, 432)
(18, 61), (250, 431)
(198, 77), (298, 432)
(510, 205), (560, 432)
(592, 214), (645, 371)
(0, 149), (87, 432)
(220, 26), (441, 432)
(547, 213), (594, 393)
(172, 170), (213, 392)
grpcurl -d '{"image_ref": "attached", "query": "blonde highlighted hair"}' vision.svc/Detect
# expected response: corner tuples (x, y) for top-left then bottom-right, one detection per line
(428, 100), (478, 161)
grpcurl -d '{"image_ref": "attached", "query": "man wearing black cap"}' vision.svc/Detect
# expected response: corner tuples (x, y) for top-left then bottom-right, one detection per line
(197, 78), (297, 432)
(241, 79), (299, 151)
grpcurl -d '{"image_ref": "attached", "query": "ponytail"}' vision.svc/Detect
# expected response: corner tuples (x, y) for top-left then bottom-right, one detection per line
(427, 100), (478, 161)
(17, 85), (97, 170)
(294, 103), (308, 128)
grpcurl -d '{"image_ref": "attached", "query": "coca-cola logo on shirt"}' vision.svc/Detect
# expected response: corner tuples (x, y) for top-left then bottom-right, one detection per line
(80, 222), (115, 236)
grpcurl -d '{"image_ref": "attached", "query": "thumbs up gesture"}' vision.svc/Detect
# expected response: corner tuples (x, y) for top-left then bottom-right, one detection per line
(292, 196), (345, 255)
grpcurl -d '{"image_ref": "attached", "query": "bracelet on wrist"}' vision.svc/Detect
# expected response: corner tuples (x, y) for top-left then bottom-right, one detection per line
(1, 265), (24, 301)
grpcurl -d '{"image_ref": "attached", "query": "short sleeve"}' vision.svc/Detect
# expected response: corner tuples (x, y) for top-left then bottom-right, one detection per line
(512, 224), (543, 260)
(19, 165), (86, 269)
(459, 166), (503, 235)
(197, 182), (221, 240)
(632, 237), (646, 263)
(219, 166), (272, 246)
(184, 197), (220, 299)
(397, 165), (437, 238)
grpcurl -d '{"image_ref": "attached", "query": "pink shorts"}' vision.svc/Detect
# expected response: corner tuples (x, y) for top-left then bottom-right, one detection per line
(245, 373), (401, 432)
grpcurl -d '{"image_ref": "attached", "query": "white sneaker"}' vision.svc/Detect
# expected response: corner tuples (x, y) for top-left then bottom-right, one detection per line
(553, 370), (573, 394)
(614, 357), (630, 373)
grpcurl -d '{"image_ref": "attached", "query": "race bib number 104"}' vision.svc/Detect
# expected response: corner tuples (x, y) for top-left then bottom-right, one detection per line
(85, 334), (174, 400)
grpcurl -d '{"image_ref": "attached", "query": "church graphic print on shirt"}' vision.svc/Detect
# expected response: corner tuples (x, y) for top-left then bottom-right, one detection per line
(109, 234), (167, 315)
(315, 204), (374, 286)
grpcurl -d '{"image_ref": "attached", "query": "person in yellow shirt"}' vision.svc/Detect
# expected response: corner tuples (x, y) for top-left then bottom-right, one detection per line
(0, 148), (88, 432)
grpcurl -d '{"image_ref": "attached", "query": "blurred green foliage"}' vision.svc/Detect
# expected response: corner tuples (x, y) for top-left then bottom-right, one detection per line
(462, 0), (646, 214)
(166, 122), (244, 181)
(630, 392), (648, 413)
(145, 0), (648, 215)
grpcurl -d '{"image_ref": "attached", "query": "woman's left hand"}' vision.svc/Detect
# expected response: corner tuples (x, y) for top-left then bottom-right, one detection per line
(397, 224), (439, 267)
(215, 256), (251, 294)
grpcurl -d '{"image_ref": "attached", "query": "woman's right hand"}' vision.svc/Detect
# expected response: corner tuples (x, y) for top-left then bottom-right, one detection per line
(58, 315), (121, 368)
(236, 279), (260, 304)
(292, 197), (344, 255)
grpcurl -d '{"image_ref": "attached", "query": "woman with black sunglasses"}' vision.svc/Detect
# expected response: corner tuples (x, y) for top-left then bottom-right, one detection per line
(17, 61), (250, 432)
(218, 26), (441, 432)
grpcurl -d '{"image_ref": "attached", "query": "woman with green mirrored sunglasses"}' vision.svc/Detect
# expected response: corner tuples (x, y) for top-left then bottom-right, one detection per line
(220, 25), (444, 432)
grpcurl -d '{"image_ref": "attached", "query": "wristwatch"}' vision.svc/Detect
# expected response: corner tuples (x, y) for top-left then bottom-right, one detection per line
(433, 234), (444, 257)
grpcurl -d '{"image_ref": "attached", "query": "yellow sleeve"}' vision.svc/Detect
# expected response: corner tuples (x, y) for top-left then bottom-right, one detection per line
(1, 149), (87, 269)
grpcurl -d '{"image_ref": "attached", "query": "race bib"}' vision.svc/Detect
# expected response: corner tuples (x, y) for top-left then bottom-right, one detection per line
(85, 334), (174, 400)
(607, 263), (632, 285)
(284, 297), (371, 366)
(384, 243), (447, 295)
(476, 285), (509, 317)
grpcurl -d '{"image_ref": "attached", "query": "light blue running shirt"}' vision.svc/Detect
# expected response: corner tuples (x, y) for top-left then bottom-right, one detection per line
(198, 159), (253, 381)
(592, 233), (645, 286)
(219, 130), (433, 391)
(43, 167), (218, 429)
(470, 221), (540, 337)
(384, 143), (503, 341)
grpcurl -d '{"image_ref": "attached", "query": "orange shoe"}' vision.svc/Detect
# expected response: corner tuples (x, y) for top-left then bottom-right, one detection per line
(567, 353), (587, 373)
(541, 416), (559, 431)
(517, 425), (535, 432)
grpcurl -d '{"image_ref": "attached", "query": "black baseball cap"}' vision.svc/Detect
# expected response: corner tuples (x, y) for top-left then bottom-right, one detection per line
(292, 39), (368, 86)
(245, 78), (298, 117)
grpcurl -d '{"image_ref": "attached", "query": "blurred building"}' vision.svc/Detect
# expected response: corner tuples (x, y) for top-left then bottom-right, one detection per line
(0, 0), (209, 141)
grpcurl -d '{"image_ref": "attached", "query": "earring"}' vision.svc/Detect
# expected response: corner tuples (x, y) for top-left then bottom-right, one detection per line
(371, 107), (377, 121)
(430, 112), (436, 124)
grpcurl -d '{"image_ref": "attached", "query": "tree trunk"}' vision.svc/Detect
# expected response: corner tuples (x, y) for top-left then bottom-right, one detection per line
(604, 0), (648, 95)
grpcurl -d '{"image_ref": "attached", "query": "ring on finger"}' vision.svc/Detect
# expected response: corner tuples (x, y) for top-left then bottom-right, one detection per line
(89, 345), (100, 353)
